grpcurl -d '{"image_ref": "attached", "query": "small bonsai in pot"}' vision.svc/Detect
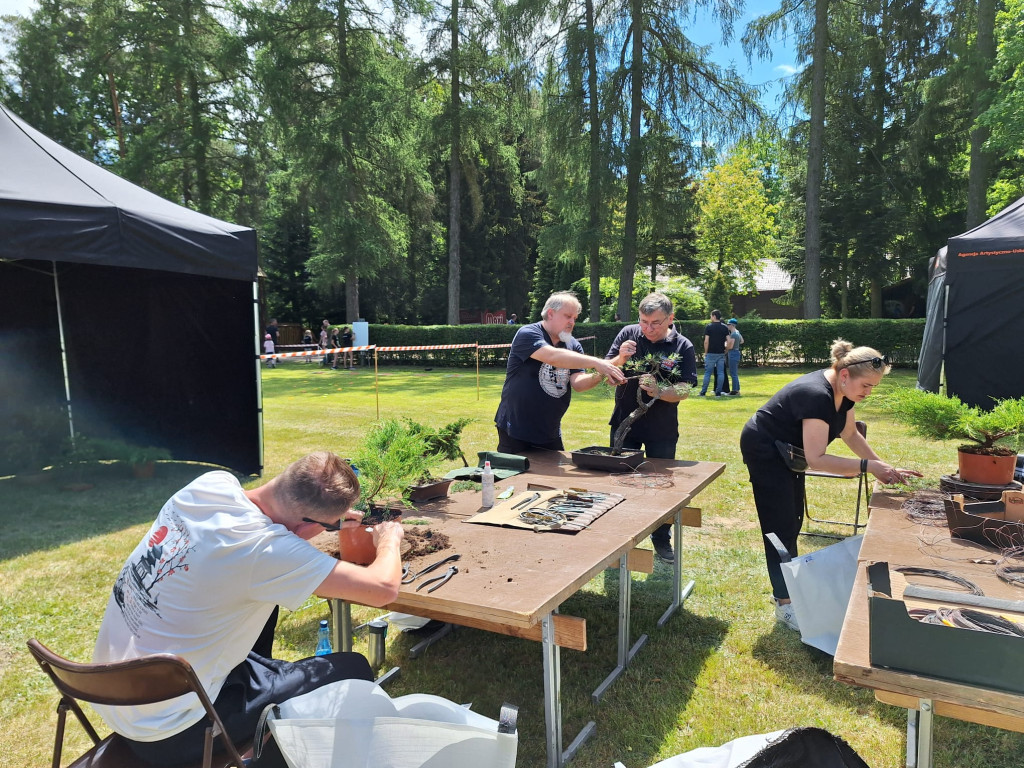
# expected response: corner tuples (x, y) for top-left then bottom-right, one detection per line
(574, 353), (691, 469)
(343, 419), (441, 563)
(880, 388), (1024, 485)
(127, 445), (172, 478)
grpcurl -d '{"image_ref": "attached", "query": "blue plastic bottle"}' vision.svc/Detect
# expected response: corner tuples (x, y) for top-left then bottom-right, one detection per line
(315, 619), (333, 656)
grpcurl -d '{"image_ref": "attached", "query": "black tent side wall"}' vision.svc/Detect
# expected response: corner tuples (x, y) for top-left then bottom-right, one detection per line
(56, 262), (260, 475)
(943, 267), (1024, 409)
(0, 261), (68, 472)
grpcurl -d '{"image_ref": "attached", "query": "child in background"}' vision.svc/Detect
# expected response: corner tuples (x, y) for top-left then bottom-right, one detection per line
(263, 333), (276, 368)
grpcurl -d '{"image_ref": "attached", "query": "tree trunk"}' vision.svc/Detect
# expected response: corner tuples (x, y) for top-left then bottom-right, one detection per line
(617, 0), (643, 323)
(447, 0), (462, 325)
(585, 0), (602, 322)
(107, 71), (125, 159)
(345, 271), (359, 323)
(803, 0), (828, 319)
(966, 0), (996, 228)
(870, 278), (882, 318)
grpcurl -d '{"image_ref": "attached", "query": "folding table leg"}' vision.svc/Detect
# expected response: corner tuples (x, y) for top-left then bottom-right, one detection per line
(906, 700), (934, 768)
(659, 511), (695, 627)
(592, 553), (648, 703)
(542, 612), (595, 768)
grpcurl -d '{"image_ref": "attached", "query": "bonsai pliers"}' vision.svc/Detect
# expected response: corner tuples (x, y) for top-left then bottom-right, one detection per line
(416, 565), (458, 592)
(402, 553), (461, 585)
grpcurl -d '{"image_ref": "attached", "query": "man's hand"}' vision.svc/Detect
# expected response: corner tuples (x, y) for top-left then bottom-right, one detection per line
(594, 358), (626, 384)
(618, 340), (638, 360)
(372, 520), (404, 549)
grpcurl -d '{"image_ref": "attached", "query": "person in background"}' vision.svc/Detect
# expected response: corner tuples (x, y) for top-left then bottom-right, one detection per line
(507, 313), (518, 325)
(698, 309), (730, 396)
(726, 318), (744, 396)
(93, 452), (403, 766)
(265, 318), (279, 347)
(739, 340), (920, 631)
(603, 292), (698, 563)
(329, 327), (341, 369)
(319, 320), (331, 368)
(303, 328), (314, 364)
(263, 333), (276, 368)
(340, 325), (354, 369)
(494, 291), (626, 452)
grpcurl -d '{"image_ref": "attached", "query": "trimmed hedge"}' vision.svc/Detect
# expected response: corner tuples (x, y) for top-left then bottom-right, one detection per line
(362, 319), (926, 368)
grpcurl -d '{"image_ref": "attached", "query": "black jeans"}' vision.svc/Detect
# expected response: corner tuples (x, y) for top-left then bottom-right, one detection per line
(126, 610), (373, 766)
(740, 424), (805, 600)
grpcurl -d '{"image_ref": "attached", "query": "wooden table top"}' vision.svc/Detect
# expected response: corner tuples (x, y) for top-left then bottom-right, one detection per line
(833, 492), (1024, 727)
(318, 453), (724, 637)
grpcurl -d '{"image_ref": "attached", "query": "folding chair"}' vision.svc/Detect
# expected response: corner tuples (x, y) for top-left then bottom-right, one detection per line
(27, 638), (248, 768)
(802, 420), (871, 538)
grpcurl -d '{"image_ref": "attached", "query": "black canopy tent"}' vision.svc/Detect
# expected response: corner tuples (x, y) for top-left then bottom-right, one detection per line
(0, 104), (262, 475)
(917, 195), (1024, 409)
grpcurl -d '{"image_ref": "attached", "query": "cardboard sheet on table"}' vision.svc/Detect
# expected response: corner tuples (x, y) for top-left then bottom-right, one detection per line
(464, 489), (623, 533)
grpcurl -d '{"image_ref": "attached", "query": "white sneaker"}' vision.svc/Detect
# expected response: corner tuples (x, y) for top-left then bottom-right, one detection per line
(773, 600), (800, 632)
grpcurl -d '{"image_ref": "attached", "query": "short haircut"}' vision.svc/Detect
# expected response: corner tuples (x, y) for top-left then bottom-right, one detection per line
(274, 452), (359, 523)
(542, 291), (582, 318)
(638, 292), (673, 317)
(711, 309), (722, 320)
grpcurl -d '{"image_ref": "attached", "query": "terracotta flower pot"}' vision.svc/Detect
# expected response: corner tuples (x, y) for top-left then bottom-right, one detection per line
(338, 524), (378, 565)
(957, 449), (1016, 486)
(338, 508), (402, 565)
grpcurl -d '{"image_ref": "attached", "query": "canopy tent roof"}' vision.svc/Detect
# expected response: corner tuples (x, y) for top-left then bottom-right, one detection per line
(0, 103), (256, 281)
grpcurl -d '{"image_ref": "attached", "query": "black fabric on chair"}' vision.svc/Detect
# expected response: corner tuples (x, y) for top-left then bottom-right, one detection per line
(27, 638), (249, 768)
(802, 421), (871, 538)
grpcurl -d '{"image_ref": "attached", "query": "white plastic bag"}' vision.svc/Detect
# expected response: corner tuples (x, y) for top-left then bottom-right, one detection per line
(267, 679), (517, 768)
(781, 535), (862, 655)
(637, 730), (785, 768)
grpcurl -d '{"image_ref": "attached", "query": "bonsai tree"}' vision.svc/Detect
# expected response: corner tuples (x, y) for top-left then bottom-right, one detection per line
(609, 353), (692, 455)
(880, 388), (1024, 456)
(402, 416), (473, 469)
(350, 419), (443, 515)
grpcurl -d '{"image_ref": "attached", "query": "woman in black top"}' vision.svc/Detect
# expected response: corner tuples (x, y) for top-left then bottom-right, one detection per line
(740, 339), (920, 630)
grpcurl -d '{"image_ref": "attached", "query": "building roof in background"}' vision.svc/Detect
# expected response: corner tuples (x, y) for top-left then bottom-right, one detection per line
(755, 260), (794, 292)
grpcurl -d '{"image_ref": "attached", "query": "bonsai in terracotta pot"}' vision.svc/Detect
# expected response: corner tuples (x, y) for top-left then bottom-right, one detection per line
(881, 388), (1024, 485)
(343, 419), (441, 564)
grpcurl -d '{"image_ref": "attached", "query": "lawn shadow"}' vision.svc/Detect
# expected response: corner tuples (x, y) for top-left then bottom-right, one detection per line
(0, 461), (231, 561)
(381, 569), (729, 768)
(751, 624), (908, 732)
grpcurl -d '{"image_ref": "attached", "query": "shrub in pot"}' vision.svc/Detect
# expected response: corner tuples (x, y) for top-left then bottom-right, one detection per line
(880, 388), (1024, 485)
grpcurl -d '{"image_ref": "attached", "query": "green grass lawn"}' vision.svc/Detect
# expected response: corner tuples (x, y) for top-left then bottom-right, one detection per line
(2, 363), (1021, 768)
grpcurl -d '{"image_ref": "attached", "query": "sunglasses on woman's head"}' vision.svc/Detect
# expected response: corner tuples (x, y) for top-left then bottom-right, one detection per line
(845, 356), (889, 370)
(302, 517), (343, 532)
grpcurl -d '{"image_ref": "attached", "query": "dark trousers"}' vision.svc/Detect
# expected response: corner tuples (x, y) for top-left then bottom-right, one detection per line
(127, 609), (373, 766)
(741, 427), (805, 600)
(496, 426), (564, 453)
(613, 430), (677, 543)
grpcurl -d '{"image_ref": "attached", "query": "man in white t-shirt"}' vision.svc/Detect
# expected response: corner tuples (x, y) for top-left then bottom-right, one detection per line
(93, 452), (403, 766)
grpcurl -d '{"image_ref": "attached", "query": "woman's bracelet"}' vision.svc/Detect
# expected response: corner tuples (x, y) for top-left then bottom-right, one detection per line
(860, 458), (868, 475)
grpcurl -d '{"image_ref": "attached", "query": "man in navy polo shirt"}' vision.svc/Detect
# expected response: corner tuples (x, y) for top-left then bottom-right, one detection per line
(604, 293), (697, 563)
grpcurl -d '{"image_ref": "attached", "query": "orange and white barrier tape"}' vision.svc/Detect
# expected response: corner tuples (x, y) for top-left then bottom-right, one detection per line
(261, 344), (375, 360)
(376, 343), (477, 352)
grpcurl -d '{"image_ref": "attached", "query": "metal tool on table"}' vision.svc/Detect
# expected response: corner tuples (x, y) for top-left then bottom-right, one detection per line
(416, 565), (458, 592)
(401, 553), (461, 585)
(510, 492), (541, 511)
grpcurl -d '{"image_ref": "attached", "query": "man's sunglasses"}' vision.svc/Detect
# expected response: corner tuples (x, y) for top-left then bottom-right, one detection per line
(302, 517), (343, 532)
(845, 356), (889, 370)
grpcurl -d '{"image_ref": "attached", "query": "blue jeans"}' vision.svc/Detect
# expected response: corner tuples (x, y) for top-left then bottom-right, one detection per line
(727, 350), (741, 393)
(701, 353), (726, 395)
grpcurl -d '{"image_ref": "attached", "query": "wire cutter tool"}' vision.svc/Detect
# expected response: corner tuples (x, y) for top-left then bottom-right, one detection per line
(402, 553), (461, 585)
(416, 565), (458, 592)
